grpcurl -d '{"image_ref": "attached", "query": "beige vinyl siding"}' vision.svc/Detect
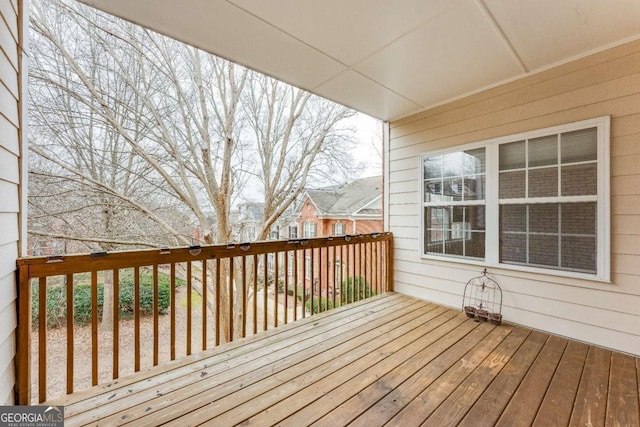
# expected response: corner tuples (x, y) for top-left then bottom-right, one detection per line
(0, 0), (22, 404)
(388, 39), (640, 356)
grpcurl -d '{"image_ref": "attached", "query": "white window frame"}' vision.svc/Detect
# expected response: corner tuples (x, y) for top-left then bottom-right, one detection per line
(305, 255), (312, 279)
(334, 223), (344, 236)
(420, 116), (610, 282)
(303, 222), (316, 238)
(269, 225), (280, 240)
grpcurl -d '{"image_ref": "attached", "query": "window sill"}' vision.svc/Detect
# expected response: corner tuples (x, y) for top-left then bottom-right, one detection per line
(421, 253), (611, 284)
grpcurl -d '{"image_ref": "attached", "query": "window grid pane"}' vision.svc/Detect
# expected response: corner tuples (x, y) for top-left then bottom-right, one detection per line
(500, 202), (596, 273)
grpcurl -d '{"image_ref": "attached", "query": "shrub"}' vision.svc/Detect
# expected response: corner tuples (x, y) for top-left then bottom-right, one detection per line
(32, 271), (180, 327)
(304, 297), (335, 314)
(340, 276), (376, 305)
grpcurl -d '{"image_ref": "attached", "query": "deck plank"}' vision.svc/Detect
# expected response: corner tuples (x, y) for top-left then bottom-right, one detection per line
(284, 317), (493, 426)
(606, 351), (640, 427)
(346, 322), (510, 427)
(457, 330), (549, 427)
(420, 326), (531, 426)
(495, 335), (567, 426)
(570, 346), (611, 427)
(199, 308), (463, 426)
(532, 340), (589, 427)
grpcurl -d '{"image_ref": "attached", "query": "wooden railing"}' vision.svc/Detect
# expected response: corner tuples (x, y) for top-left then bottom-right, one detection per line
(16, 233), (393, 404)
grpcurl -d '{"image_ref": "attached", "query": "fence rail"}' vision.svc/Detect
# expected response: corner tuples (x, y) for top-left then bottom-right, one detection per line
(16, 233), (393, 404)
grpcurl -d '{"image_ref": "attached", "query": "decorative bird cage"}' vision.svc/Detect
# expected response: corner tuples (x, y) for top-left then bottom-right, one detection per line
(462, 268), (503, 325)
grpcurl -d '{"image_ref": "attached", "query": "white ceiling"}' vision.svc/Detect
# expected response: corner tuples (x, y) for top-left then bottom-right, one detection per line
(77, 0), (640, 121)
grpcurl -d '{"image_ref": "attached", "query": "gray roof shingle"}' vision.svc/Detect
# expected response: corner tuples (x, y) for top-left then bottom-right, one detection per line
(306, 176), (382, 216)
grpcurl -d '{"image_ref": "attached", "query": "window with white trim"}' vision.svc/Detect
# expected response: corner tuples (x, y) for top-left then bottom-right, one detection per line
(304, 255), (312, 279)
(303, 222), (316, 238)
(269, 225), (280, 240)
(334, 223), (344, 236)
(421, 117), (610, 280)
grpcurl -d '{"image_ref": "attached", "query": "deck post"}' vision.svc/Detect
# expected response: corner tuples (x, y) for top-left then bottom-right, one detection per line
(16, 264), (32, 404)
(387, 234), (394, 292)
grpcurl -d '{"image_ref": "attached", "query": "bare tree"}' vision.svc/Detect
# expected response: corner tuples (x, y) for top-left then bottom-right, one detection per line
(28, 0), (358, 338)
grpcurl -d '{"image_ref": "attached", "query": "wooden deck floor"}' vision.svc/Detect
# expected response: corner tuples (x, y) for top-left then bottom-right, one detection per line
(49, 293), (640, 426)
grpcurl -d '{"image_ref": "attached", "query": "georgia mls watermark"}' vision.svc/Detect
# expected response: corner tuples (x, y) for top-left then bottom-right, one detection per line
(0, 406), (64, 427)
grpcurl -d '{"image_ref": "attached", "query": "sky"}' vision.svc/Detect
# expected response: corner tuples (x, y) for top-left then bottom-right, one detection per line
(350, 112), (383, 178)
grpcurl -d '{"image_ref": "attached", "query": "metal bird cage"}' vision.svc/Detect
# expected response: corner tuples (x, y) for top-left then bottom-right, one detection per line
(462, 268), (503, 325)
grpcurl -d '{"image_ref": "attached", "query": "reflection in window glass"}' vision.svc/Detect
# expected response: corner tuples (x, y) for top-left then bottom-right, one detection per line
(528, 135), (557, 167)
(561, 128), (597, 163)
(499, 140), (525, 170)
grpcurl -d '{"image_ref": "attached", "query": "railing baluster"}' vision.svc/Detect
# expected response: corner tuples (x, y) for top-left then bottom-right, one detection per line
(331, 246), (336, 309)
(253, 254), (258, 335)
(284, 252), (288, 325)
(241, 256), (247, 338)
(170, 263), (176, 361)
(263, 254), (268, 330)
(310, 248), (315, 316)
(38, 276), (46, 403)
(359, 242), (363, 300)
(215, 258), (221, 346)
(134, 266), (140, 372)
(365, 243), (369, 298)
(293, 250), (298, 321)
(373, 242), (378, 295)
(66, 273), (74, 395)
(202, 259), (207, 351)
(91, 271), (98, 386)
(153, 264), (159, 366)
(318, 248), (326, 313)
(229, 257), (234, 342)
(274, 252), (279, 327)
(346, 244), (356, 304)
(113, 269), (119, 379)
(187, 262), (192, 356)
(301, 250), (306, 319)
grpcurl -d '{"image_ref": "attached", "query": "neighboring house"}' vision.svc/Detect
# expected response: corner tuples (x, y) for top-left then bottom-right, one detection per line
(235, 202), (264, 242)
(298, 175), (383, 238)
(234, 202), (299, 242)
(296, 176), (383, 297)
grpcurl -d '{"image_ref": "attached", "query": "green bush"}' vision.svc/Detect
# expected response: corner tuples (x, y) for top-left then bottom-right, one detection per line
(32, 271), (182, 327)
(304, 297), (335, 314)
(340, 276), (376, 305)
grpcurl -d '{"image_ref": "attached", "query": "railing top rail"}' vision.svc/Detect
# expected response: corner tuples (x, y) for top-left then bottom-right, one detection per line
(18, 232), (392, 278)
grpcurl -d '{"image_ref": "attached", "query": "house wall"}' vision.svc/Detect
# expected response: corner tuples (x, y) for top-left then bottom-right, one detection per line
(0, 0), (24, 404)
(388, 39), (640, 356)
(353, 219), (383, 235)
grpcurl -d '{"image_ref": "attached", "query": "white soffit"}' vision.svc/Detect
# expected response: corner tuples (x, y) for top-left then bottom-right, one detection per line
(77, 0), (640, 122)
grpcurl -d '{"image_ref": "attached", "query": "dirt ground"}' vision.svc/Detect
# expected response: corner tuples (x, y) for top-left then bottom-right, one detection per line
(31, 287), (303, 404)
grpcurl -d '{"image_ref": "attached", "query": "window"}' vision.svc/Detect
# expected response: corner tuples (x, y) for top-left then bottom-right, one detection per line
(289, 225), (298, 239)
(288, 252), (294, 275)
(305, 256), (312, 279)
(421, 117), (610, 281)
(303, 222), (316, 238)
(334, 223), (344, 236)
(269, 225), (280, 240)
(423, 148), (486, 259)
